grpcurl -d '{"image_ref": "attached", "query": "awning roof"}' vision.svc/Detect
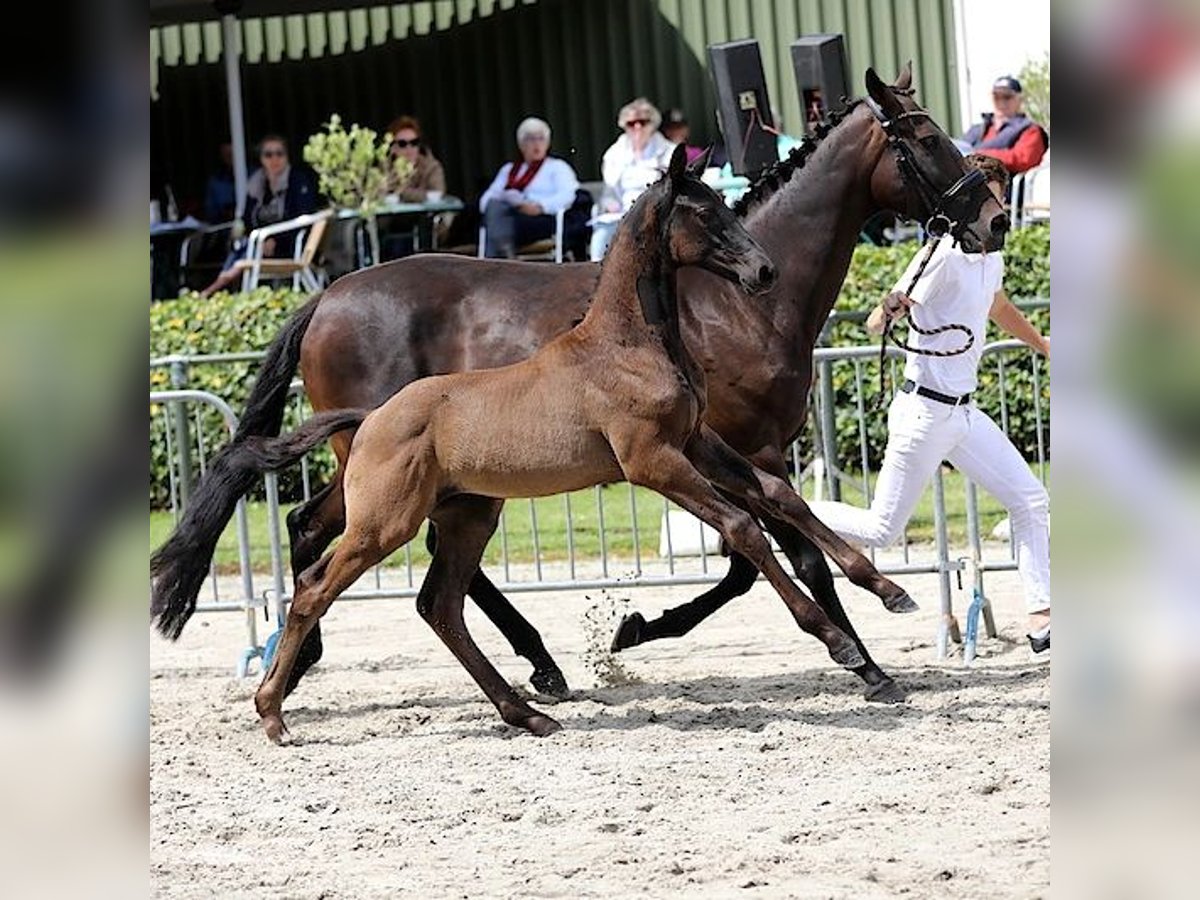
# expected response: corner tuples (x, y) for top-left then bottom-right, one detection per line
(150, 0), (407, 28)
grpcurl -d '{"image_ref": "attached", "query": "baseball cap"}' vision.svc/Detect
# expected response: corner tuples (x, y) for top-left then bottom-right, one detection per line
(992, 75), (1023, 94)
(664, 108), (688, 126)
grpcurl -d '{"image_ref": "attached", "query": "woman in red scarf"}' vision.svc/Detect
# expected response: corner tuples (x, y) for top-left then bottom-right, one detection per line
(478, 117), (580, 258)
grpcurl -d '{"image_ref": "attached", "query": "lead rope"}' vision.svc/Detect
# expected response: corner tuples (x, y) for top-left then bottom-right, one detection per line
(875, 235), (975, 409)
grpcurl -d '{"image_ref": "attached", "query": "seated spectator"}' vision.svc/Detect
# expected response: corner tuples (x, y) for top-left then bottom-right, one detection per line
(199, 134), (320, 297)
(380, 115), (451, 258)
(590, 97), (677, 261)
(478, 117), (579, 259)
(385, 115), (447, 201)
(660, 108), (705, 164)
(203, 141), (236, 223)
(961, 75), (1049, 175)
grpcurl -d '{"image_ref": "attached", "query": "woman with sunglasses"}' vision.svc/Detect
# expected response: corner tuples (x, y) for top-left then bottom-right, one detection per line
(385, 116), (447, 202)
(589, 97), (678, 261)
(199, 134), (320, 297)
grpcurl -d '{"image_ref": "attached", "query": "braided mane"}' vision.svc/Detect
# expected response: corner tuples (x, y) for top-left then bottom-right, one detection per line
(731, 98), (864, 218)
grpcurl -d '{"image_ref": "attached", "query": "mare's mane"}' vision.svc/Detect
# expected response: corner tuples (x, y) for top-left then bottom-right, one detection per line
(730, 98), (865, 217)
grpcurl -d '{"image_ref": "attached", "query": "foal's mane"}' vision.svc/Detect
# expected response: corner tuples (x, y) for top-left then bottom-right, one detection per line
(730, 98), (865, 218)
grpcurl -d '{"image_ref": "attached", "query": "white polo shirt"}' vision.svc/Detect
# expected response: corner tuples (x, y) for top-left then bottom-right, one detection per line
(893, 240), (1004, 396)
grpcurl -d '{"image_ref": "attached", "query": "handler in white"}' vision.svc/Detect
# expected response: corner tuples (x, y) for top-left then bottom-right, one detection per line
(809, 155), (1051, 655)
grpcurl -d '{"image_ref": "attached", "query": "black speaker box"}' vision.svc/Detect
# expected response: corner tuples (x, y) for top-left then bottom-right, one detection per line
(707, 39), (778, 178)
(790, 34), (851, 134)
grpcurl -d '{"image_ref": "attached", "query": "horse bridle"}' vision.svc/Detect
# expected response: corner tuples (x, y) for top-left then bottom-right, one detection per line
(869, 96), (990, 241)
(868, 94), (993, 406)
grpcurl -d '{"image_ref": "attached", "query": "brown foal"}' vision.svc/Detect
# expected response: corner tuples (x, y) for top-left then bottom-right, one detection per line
(248, 146), (911, 741)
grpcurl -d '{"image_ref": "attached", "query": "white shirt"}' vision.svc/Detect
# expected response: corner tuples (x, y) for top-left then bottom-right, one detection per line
(478, 156), (580, 215)
(894, 240), (1004, 396)
(600, 132), (678, 211)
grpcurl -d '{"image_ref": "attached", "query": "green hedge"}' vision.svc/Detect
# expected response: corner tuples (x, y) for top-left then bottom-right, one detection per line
(150, 226), (1048, 508)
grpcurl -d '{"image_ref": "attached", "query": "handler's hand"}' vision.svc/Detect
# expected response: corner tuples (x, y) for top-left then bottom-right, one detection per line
(518, 202), (543, 216)
(882, 291), (914, 322)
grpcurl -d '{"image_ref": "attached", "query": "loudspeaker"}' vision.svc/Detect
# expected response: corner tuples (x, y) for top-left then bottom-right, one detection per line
(707, 39), (777, 178)
(790, 34), (851, 134)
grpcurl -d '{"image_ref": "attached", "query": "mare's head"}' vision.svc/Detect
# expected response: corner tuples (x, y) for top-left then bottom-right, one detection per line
(865, 64), (1009, 253)
(648, 144), (776, 294)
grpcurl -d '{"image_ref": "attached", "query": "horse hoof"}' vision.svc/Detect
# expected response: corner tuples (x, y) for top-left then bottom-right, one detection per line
(864, 678), (907, 704)
(262, 714), (292, 745)
(884, 591), (919, 614)
(530, 666), (571, 701)
(829, 636), (866, 670)
(611, 612), (646, 652)
(526, 714), (563, 737)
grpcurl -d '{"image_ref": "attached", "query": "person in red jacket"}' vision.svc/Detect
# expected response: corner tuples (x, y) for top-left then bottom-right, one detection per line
(962, 75), (1049, 175)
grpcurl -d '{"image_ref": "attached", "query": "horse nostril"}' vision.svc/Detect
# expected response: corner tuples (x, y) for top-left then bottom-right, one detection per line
(991, 214), (1010, 236)
(758, 265), (776, 287)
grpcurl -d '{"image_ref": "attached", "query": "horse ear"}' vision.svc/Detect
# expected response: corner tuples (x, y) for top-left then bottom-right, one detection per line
(894, 61), (913, 92)
(686, 145), (713, 176)
(865, 66), (903, 118)
(668, 142), (687, 184)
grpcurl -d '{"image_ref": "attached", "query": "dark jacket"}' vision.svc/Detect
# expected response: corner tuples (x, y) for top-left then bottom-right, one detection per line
(243, 164), (321, 230)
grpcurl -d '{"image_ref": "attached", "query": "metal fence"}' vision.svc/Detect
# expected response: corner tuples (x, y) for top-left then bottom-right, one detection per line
(151, 331), (1048, 674)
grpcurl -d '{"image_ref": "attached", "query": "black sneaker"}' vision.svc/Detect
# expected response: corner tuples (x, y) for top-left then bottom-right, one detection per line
(1027, 626), (1050, 660)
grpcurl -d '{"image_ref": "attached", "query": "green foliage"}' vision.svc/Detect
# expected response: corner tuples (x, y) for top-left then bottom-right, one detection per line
(302, 114), (412, 217)
(149, 227), (1049, 509)
(149, 289), (336, 510)
(1018, 54), (1050, 130)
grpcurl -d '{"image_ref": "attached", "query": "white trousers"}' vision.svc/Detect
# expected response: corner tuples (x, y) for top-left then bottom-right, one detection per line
(809, 390), (1050, 613)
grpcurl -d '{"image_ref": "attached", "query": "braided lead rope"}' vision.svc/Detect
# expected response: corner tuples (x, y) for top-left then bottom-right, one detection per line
(875, 235), (975, 408)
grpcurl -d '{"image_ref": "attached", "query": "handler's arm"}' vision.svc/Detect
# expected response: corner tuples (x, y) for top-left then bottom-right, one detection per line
(988, 289), (1049, 356)
(866, 291), (914, 336)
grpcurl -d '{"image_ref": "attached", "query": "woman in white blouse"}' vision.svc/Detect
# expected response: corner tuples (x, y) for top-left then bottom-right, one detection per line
(478, 117), (579, 258)
(589, 98), (678, 261)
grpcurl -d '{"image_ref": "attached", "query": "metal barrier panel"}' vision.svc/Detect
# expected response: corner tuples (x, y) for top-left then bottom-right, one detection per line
(151, 333), (1048, 672)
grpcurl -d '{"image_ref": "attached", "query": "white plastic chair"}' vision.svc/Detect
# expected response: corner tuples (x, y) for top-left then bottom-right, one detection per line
(1012, 164), (1050, 228)
(237, 209), (333, 292)
(477, 207), (567, 263)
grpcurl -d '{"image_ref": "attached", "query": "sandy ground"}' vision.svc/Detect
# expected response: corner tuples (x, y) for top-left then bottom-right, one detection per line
(151, 553), (1049, 899)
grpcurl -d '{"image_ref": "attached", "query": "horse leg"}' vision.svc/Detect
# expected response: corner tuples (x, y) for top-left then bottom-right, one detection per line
(420, 496), (562, 736)
(256, 452), (436, 743)
(619, 442), (863, 669)
(611, 552), (758, 651)
(425, 523), (570, 699)
(685, 426), (916, 612)
(748, 451), (906, 703)
(281, 476), (346, 698)
(765, 521), (906, 703)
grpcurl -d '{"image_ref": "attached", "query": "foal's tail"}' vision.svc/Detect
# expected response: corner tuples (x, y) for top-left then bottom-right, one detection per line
(151, 408), (368, 641)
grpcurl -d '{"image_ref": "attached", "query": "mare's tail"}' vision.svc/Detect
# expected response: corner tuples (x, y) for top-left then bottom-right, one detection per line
(151, 408), (368, 639)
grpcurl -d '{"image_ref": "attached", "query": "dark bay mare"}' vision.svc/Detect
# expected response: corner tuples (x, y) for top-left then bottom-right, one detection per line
(152, 67), (1007, 704)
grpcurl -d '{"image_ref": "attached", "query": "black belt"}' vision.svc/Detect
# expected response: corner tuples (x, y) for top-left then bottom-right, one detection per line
(901, 379), (972, 406)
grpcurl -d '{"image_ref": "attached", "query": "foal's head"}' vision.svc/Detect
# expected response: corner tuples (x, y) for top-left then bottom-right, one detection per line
(648, 144), (777, 294)
(865, 63), (1009, 253)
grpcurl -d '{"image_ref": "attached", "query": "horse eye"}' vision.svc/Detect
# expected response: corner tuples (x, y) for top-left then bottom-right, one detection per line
(918, 135), (941, 151)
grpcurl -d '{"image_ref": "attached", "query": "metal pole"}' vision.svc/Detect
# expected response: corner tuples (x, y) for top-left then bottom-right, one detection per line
(933, 467), (957, 660)
(221, 14), (249, 221)
(168, 359), (193, 506)
(818, 358), (840, 500)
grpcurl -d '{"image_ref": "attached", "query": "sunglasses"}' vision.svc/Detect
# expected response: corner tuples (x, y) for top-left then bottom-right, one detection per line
(392, 138), (421, 148)
(624, 118), (651, 128)
(992, 92), (1017, 100)
(261, 148), (286, 157)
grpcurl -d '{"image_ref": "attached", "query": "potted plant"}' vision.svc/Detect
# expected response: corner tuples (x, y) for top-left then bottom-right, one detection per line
(303, 114), (413, 264)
